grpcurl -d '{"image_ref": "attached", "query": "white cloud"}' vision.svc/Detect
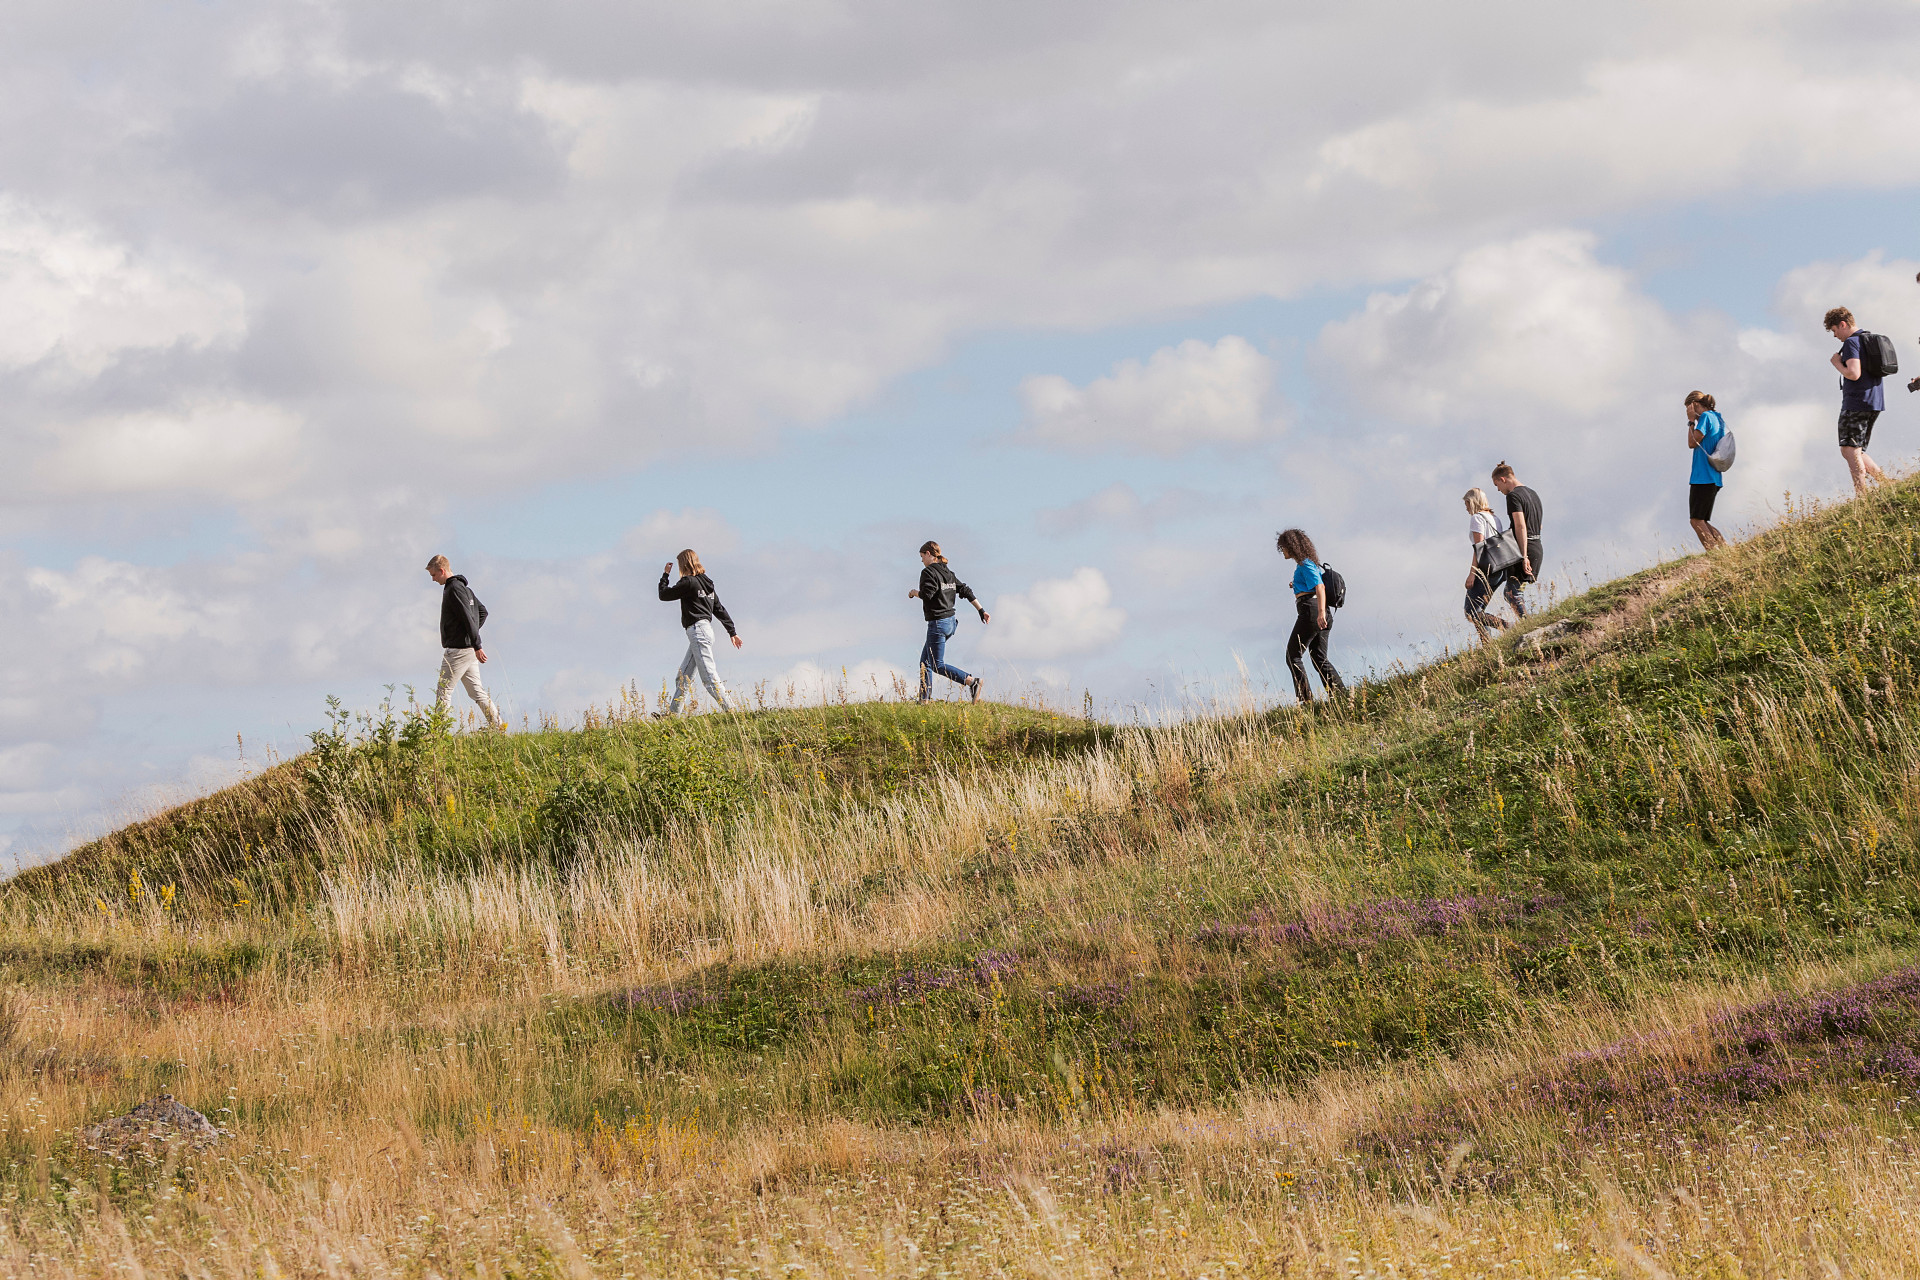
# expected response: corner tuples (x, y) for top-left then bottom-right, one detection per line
(1308, 55), (1920, 216)
(1315, 231), (1674, 424)
(0, 744), (59, 792)
(0, 198), (246, 375)
(760, 659), (911, 707)
(30, 399), (303, 500)
(981, 568), (1125, 660)
(621, 508), (740, 561)
(1019, 336), (1276, 455)
(1035, 482), (1220, 535)
(1772, 252), (1920, 358)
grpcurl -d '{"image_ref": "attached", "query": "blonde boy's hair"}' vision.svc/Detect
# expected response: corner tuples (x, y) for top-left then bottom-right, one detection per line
(425, 555), (450, 573)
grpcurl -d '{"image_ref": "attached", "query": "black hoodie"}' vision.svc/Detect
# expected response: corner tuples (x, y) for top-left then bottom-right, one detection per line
(439, 575), (488, 649)
(917, 563), (979, 622)
(659, 570), (737, 636)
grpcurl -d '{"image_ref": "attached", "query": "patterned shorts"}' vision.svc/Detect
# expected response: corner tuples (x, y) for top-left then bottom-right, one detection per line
(1839, 409), (1880, 449)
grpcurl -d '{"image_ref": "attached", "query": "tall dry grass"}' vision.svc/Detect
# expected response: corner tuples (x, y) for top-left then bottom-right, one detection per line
(0, 953), (1917, 1275)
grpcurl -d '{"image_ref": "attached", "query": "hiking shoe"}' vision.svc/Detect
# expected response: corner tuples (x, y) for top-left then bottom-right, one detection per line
(967, 677), (983, 703)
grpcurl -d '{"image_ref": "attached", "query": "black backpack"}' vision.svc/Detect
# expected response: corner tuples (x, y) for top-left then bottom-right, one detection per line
(1319, 563), (1347, 610)
(1860, 330), (1901, 378)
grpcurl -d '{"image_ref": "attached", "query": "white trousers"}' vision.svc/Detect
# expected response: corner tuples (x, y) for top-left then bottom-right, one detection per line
(668, 621), (733, 714)
(436, 648), (502, 726)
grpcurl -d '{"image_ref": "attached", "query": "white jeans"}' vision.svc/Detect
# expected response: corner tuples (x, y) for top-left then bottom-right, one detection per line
(436, 648), (502, 726)
(669, 621), (733, 714)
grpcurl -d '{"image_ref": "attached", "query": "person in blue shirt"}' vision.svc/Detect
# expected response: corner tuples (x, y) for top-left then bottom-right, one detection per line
(1276, 528), (1344, 704)
(1823, 306), (1887, 496)
(1685, 390), (1729, 551)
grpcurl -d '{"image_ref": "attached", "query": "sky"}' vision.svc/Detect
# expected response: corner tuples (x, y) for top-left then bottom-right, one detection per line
(3, 0), (1919, 867)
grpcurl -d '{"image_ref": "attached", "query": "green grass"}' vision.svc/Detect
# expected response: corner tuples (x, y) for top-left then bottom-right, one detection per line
(11, 698), (1108, 917)
(470, 477), (1920, 1128)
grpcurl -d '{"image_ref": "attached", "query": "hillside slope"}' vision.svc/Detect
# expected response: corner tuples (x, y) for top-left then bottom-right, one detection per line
(6, 484), (1920, 1275)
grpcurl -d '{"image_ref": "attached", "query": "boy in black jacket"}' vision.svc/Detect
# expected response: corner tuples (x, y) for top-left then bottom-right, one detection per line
(426, 555), (504, 729)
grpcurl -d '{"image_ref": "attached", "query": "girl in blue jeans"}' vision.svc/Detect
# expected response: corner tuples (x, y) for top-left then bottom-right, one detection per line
(908, 541), (990, 702)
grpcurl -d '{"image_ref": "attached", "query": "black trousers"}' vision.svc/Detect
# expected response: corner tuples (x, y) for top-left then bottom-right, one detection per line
(1286, 596), (1344, 703)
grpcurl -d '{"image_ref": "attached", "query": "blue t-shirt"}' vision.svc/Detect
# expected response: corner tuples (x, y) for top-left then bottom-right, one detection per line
(1840, 334), (1885, 412)
(1291, 560), (1323, 596)
(1690, 409), (1726, 487)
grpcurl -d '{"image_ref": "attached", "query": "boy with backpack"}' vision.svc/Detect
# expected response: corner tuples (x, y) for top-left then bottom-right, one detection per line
(1824, 306), (1895, 495)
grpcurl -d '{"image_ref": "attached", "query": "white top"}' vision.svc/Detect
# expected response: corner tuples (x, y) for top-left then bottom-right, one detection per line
(1467, 511), (1502, 545)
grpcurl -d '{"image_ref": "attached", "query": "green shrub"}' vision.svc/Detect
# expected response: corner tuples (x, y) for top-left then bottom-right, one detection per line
(537, 733), (749, 849)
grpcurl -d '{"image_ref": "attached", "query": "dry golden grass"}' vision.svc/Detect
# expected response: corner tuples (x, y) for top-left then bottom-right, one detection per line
(1, 956), (1918, 1276)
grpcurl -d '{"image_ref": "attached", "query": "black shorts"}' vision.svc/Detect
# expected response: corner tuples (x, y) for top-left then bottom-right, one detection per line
(1689, 482), (1720, 522)
(1839, 409), (1879, 449)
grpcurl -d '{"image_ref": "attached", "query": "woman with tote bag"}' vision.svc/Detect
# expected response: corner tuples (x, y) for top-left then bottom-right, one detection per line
(1463, 488), (1519, 640)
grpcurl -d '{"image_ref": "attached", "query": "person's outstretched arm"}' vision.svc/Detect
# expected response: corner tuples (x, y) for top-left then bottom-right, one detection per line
(658, 566), (678, 601)
(955, 577), (990, 623)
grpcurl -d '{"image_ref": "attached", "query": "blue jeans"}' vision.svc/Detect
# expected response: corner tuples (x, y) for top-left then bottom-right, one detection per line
(918, 616), (971, 699)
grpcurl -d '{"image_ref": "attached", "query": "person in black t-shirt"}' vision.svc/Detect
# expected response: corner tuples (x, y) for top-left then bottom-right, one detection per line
(1489, 461), (1543, 618)
(907, 540), (989, 702)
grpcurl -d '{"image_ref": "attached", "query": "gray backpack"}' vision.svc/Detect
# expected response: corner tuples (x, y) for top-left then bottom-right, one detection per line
(1707, 427), (1736, 473)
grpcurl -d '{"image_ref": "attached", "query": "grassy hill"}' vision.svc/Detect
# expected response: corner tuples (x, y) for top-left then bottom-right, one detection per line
(7, 484), (1920, 1274)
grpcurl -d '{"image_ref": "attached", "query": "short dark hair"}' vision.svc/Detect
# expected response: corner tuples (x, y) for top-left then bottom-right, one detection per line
(1824, 306), (1854, 330)
(1490, 461), (1515, 482)
(1275, 528), (1319, 562)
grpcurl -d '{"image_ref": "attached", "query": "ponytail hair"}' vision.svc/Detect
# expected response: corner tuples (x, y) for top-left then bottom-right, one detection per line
(1275, 528), (1320, 563)
(918, 540), (947, 563)
(676, 548), (704, 576)
(1684, 390), (1716, 411)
